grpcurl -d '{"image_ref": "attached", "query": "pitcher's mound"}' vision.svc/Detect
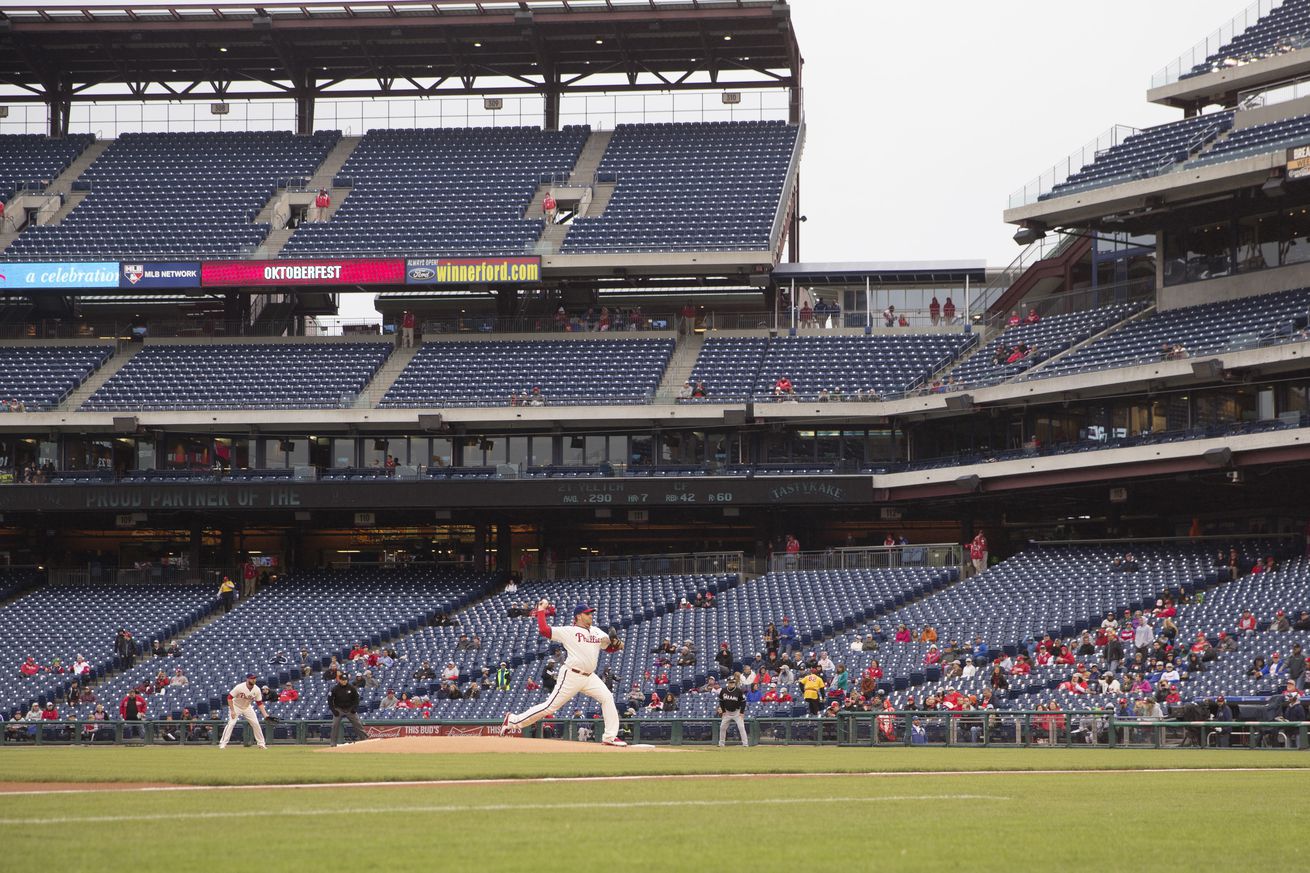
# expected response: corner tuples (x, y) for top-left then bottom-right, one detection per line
(320, 736), (682, 754)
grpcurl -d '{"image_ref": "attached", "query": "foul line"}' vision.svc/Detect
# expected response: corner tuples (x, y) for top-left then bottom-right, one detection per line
(0, 795), (1006, 826)
(0, 766), (1307, 798)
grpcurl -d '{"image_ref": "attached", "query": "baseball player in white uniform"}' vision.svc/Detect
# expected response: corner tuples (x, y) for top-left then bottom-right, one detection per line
(219, 673), (269, 749)
(501, 600), (627, 746)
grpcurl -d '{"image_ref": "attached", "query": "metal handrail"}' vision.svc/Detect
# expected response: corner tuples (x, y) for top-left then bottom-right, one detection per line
(770, 544), (965, 574)
(526, 550), (751, 581)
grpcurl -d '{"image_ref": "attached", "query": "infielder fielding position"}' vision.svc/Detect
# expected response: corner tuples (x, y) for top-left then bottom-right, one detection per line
(501, 599), (627, 746)
(219, 673), (271, 749)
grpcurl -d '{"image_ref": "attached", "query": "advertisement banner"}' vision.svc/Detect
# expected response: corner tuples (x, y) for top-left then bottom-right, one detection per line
(363, 724), (497, 739)
(201, 259), (406, 287)
(1288, 145), (1310, 180)
(0, 262), (119, 290)
(120, 261), (201, 289)
(406, 256), (542, 285)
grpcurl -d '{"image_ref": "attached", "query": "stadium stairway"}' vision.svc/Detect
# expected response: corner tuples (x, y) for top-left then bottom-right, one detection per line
(56, 343), (141, 412)
(0, 139), (111, 253)
(525, 130), (616, 253)
(251, 135), (362, 258)
(74, 592), (236, 699)
(1016, 303), (1156, 381)
(654, 332), (705, 399)
(357, 343), (419, 408)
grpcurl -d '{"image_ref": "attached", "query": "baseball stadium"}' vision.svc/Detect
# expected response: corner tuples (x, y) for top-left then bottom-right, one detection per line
(2, 1), (1310, 870)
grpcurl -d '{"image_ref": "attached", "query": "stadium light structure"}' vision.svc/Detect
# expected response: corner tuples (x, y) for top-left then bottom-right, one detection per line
(1013, 224), (1047, 246)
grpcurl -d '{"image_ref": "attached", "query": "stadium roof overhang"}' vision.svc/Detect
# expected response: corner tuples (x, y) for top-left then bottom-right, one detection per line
(771, 260), (989, 286)
(1002, 148), (1292, 234)
(0, 0), (803, 133)
(1148, 49), (1310, 112)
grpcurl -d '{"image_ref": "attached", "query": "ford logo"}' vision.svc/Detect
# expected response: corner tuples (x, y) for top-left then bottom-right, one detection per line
(408, 267), (436, 281)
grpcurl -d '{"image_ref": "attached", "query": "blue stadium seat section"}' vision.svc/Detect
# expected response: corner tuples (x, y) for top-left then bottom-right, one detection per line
(6, 131), (339, 259)
(1042, 113), (1232, 201)
(1, 582), (218, 720)
(687, 334), (973, 402)
(562, 121), (798, 253)
(0, 134), (95, 203)
(833, 541), (1296, 712)
(0, 345), (113, 410)
(81, 342), (392, 411)
(69, 569), (497, 722)
(685, 337), (769, 402)
(946, 303), (1145, 389)
(379, 339), (675, 407)
(1189, 111), (1310, 167)
(280, 126), (589, 258)
(291, 573), (741, 722)
(8, 545), (1305, 724)
(1030, 287), (1310, 380)
(1182, 0), (1310, 79)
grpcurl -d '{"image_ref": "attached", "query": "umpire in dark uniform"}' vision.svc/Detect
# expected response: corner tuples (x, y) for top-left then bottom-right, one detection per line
(329, 672), (367, 746)
(718, 674), (749, 747)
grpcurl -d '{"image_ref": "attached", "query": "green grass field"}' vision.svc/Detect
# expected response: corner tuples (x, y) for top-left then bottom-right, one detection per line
(3, 747), (1309, 872)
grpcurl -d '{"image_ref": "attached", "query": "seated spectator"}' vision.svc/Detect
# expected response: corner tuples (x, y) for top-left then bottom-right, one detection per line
(676, 381), (693, 400)
(277, 684), (299, 702)
(1247, 656), (1267, 678)
(691, 380), (708, 399)
(1273, 610), (1292, 633)
(19, 656), (41, 677)
(1238, 610), (1257, 634)
(1025, 308), (1040, 324)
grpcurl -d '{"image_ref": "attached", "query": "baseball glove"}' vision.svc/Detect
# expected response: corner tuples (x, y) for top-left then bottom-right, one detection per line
(263, 714), (281, 724)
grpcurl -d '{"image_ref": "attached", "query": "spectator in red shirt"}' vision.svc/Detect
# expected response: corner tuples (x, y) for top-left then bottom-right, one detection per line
(942, 297), (956, 324)
(1238, 610), (1257, 634)
(278, 684), (299, 702)
(773, 376), (794, 399)
(1026, 307), (1040, 324)
(894, 624), (912, 643)
(799, 301), (814, 329)
(19, 656), (40, 677)
(929, 296), (941, 326)
(1033, 702), (1066, 742)
(314, 188), (330, 221)
(543, 192), (558, 222)
(401, 310), (416, 349)
(1008, 310), (1022, 326)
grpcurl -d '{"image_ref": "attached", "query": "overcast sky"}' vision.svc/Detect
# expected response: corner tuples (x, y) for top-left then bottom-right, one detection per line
(787, 0), (1251, 268)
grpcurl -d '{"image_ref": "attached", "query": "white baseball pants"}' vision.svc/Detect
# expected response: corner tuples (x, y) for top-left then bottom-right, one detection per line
(219, 708), (265, 748)
(719, 711), (748, 746)
(508, 668), (619, 742)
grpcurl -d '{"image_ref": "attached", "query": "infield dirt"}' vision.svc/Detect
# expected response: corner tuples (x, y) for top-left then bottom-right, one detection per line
(318, 735), (684, 754)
